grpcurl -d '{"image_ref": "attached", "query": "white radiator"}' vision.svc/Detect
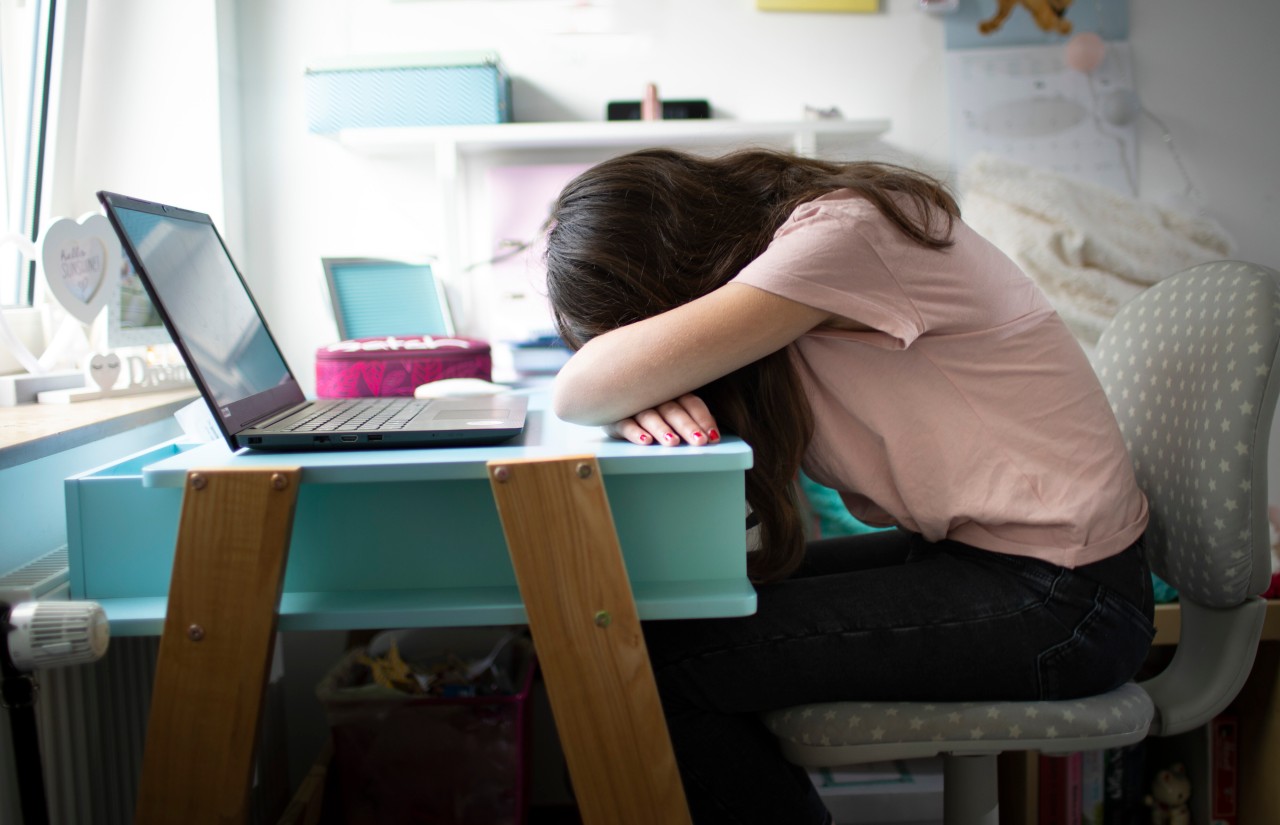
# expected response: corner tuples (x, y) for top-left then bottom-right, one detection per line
(1, 550), (288, 824)
(38, 636), (159, 824)
(0, 548), (157, 825)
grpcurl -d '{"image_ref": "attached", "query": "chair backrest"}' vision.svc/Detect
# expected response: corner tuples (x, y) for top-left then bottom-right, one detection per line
(1095, 261), (1280, 736)
(1094, 261), (1280, 608)
(322, 257), (454, 340)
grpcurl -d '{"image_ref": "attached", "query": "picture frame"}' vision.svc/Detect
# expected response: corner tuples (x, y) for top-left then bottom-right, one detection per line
(106, 251), (173, 349)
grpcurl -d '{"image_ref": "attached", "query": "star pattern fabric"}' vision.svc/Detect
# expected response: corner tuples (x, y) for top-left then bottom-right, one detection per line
(764, 683), (1153, 753)
(1094, 262), (1280, 607)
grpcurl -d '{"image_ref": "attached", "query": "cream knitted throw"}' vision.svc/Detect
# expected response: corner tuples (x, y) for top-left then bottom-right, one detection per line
(959, 154), (1234, 349)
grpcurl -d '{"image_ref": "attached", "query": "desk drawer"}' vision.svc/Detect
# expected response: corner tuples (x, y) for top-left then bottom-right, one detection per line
(65, 441), (194, 600)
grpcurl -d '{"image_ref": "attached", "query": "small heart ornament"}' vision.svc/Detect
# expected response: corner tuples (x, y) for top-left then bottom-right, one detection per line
(88, 352), (122, 392)
(41, 214), (120, 325)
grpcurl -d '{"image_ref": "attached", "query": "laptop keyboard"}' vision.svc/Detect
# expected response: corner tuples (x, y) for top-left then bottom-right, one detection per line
(286, 398), (422, 432)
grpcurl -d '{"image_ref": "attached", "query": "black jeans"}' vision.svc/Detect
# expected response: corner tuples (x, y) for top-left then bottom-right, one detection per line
(642, 530), (1156, 824)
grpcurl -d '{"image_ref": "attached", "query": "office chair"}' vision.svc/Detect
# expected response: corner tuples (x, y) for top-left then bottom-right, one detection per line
(322, 257), (454, 340)
(764, 261), (1280, 825)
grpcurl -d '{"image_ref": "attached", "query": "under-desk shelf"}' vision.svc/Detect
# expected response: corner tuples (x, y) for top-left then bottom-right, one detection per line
(335, 118), (891, 157)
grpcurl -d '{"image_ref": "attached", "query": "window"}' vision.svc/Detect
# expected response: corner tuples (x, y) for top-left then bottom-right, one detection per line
(0, 0), (55, 307)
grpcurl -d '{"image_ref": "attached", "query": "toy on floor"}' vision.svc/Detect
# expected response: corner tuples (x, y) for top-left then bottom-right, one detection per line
(978, 0), (1073, 36)
(1143, 762), (1190, 825)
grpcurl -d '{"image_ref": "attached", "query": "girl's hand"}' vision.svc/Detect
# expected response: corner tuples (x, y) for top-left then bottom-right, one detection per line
(603, 393), (721, 447)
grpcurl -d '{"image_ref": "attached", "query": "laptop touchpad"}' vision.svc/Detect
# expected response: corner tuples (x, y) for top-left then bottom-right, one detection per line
(429, 407), (513, 426)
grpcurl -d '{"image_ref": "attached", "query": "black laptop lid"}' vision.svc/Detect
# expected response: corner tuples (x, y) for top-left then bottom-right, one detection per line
(98, 192), (305, 443)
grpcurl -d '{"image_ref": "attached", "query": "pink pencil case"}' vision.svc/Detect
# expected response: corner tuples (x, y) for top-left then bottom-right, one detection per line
(315, 335), (491, 398)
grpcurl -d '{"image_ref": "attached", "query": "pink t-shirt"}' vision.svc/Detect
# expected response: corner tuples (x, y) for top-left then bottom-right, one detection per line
(732, 190), (1148, 568)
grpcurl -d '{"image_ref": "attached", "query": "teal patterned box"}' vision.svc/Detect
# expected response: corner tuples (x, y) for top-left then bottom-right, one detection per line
(305, 51), (512, 133)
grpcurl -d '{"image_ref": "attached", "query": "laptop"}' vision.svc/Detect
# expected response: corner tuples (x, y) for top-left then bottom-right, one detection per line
(97, 191), (527, 452)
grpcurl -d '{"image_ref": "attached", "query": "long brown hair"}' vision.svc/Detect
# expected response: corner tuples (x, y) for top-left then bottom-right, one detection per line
(543, 148), (958, 582)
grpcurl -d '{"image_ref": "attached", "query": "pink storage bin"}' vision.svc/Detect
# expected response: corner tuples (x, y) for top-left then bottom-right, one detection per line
(317, 629), (535, 825)
(316, 335), (491, 398)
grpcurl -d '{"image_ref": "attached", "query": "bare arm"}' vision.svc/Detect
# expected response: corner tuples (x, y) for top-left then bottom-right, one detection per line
(551, 282), (832, 430)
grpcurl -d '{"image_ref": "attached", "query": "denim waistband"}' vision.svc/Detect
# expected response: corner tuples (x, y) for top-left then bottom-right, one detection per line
(1066, 534), (1150, 607)
(928, 531), (1151, 611)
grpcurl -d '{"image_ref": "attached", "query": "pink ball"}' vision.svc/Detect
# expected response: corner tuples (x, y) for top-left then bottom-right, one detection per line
(1066, 32), (1106, 73)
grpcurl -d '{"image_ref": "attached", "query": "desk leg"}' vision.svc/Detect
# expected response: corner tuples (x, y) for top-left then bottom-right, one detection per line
(488, 455), (692, 825)
(134, 467), (301, 825)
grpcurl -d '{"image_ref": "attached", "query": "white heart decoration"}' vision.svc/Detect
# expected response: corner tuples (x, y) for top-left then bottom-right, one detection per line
(0, 231), (45, 374)
(88, 352), (122, 392)
(41, 214), (121, 325)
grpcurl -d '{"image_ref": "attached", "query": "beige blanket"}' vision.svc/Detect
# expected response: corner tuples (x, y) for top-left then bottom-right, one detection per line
(959, 154), (1234, 348)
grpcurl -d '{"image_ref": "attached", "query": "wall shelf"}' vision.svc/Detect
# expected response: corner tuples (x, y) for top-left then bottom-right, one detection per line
(334, 118), (891, 157)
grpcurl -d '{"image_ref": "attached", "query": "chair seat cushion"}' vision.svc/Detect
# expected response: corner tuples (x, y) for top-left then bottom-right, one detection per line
(764, 682), (1154, 760)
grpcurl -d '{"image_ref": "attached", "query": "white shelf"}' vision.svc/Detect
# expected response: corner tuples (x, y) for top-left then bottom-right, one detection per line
(329, 116), (892, 345)
(336, 118), (891, 157)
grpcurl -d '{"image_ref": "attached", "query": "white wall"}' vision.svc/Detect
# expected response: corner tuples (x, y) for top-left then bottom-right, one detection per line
(232, 0), (952, 394)
(227, 0), (1278, 399)
(1129, 0), (1279, 265)
(54, 0), (1279, 389)
(67, 1), (225, 227)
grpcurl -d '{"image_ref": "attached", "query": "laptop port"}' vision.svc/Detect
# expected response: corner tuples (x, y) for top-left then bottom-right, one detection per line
(313, 436), (329, 444)
(340, 435), (358, 442)
(248, 437), (262, 445)
(368, 434), (383, 442)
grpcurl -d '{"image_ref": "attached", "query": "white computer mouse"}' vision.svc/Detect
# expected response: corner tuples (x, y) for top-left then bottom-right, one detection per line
(414, 377), (509, 398)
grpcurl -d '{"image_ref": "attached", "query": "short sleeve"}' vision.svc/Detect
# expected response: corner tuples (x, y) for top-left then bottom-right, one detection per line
(731, 197), (924, 348)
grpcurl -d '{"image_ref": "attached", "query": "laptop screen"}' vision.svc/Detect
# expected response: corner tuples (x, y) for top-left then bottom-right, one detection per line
(105, 197), (304, 434)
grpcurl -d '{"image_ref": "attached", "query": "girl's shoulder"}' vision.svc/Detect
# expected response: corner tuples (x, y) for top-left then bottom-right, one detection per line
(781, 189), (908, 238)
(792, 188), (877, 217)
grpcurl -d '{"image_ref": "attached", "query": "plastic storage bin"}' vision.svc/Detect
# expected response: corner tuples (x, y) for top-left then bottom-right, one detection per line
(317, 628), (535, 825)
(305, 51), (512, 133)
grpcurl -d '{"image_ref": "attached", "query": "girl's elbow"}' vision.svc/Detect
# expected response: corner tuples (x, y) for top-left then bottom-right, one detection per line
(551, 378), (592, 424)
(552, 379), (614, 426)
(550, 385), (577, 422)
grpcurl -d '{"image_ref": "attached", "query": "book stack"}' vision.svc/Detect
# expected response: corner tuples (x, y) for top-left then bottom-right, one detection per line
(1035, 709), (1239, 824)
(1038, 744), (1146, 824)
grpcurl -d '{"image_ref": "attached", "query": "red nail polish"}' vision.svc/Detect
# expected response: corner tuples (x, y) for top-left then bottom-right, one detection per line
(663, 433), (675, 442)
(638, 433), (650, 443)
(708, 429), (720, 441)
(692, 431), (704, 440)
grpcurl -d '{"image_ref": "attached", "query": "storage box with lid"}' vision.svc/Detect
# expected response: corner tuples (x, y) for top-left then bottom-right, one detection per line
(305, 51), (512, 133)
(315, 334), (492, 398)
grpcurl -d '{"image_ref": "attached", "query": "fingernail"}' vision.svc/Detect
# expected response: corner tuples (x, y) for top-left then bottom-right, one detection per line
(692, 431), (704, 441)
(637, 433), (650, 443)
(663, 433), (676, 443)
(708, 429), (720, 441)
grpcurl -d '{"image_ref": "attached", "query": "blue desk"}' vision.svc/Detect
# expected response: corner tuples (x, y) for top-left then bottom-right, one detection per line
(108, 391), (754, 824)
(71, 392), (756, 635)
